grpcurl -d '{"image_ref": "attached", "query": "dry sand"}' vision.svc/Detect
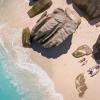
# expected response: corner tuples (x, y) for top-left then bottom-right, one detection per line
(0, 0), (100, 100)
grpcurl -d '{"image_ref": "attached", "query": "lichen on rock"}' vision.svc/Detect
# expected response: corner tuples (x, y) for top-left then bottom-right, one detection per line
(75, 73), (88, 97)
(72, 45), (92, 58)
(22, 27), (31, 47)
(27, 0), (52, 18)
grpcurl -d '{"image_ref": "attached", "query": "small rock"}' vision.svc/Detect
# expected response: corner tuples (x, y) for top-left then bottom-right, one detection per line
(27, 0), (52, 18)
(22, 27), (31, 47)
(72, 45), (92, 58)
(75, 73), (88, 97)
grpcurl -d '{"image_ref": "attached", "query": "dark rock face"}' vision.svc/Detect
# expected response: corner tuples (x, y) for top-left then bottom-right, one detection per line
(29, 0), (38, 6)
(93, 35), (100, 62)
(93, 52), (100, 62)
(95, 35), (100, 50)
(30, 8), (81, 48)
(73, 0), (100, 19)
(27, 0), (52, 18)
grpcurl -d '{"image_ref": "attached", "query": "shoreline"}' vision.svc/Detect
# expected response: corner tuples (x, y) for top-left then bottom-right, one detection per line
(0, 31), (64, 100)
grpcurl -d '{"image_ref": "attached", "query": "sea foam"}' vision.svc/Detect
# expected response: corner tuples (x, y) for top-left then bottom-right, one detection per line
(0, 30), (64, 100)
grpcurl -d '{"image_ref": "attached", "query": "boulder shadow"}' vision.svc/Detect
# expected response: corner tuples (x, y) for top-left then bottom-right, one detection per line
(66, 0), (100, 25)
(66, 1), (89, 19)
(30, 34), (73, 59)
(89, 17), (100, 26)
(66, 0), (73, 4)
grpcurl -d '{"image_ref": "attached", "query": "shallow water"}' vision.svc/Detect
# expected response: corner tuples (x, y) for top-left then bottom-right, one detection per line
(0, 36), (63, 100)
(0, 43), (47, 100)
(0, 45), (22, 100)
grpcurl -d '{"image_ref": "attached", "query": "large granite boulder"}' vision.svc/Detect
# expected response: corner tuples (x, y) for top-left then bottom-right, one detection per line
(73, 0), (100, 19)
(29, 8), (81, 48)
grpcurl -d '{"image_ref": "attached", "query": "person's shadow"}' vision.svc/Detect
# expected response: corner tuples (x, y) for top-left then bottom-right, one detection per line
(30, 34), (73, 59)
(66, 0), (100, 25)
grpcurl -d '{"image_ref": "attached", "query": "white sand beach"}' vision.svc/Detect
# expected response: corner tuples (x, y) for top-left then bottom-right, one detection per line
(0, 0), (100, 100)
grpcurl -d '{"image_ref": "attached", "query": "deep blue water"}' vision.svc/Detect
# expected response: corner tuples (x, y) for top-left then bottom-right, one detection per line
(0, 45), (22, 100)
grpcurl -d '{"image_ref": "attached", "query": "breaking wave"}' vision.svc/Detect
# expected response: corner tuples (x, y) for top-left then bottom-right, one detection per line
(0, 30), (64, 100)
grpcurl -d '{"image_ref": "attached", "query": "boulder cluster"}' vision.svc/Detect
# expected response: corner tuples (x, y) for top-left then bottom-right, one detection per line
(22, 0), (100, 52)
(30, 8), (81, 48)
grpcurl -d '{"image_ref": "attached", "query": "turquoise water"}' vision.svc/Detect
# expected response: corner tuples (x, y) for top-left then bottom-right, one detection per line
(0, 44), (46, 100)
(0, 45), (22, 100)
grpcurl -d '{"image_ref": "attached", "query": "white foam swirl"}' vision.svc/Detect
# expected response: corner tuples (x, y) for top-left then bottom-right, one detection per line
(0, 30), (64, 100)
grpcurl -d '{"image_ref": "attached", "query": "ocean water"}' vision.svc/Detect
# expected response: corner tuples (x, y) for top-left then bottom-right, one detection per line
(0, 43), (46, 100)
(0, 45), (22, 100)
(0, 40), (63, 100)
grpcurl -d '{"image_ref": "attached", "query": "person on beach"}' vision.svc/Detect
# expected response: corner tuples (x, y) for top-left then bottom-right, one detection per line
(87, 65), (100, 77)
(79, 58), (88, 66)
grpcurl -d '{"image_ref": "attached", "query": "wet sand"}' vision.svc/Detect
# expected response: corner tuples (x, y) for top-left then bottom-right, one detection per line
(0, 0), (100, 100)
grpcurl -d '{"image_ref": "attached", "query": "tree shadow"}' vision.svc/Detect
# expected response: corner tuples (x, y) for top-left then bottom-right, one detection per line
(30, 34), (73, 59)
(66, 0), (100, 25)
